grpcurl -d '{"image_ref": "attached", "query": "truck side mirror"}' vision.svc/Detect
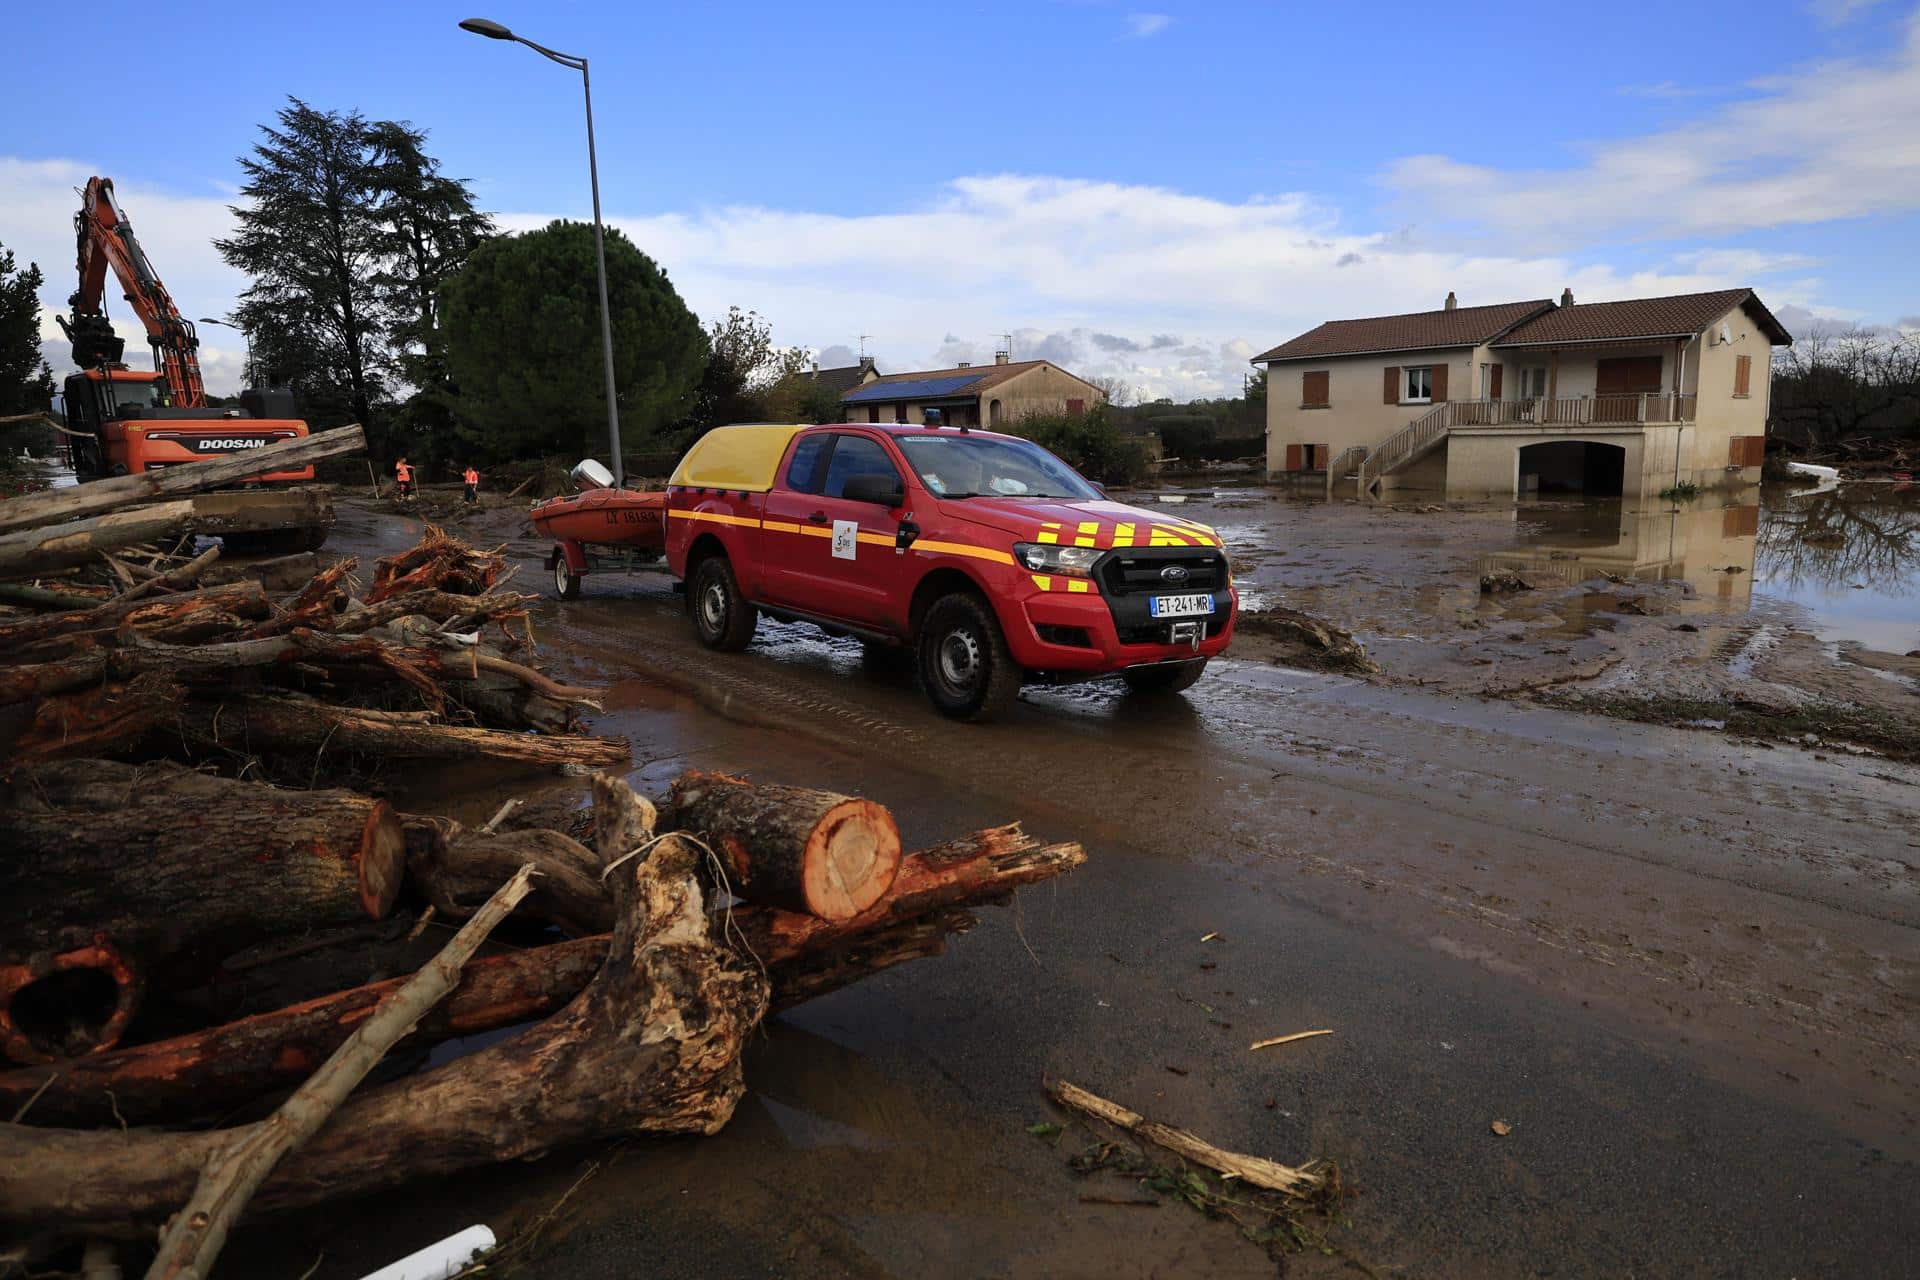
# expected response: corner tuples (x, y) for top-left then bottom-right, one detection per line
(842, 473), (904, 507)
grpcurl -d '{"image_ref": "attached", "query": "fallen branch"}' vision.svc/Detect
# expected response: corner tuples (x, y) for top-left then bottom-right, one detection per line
(1045, 1080), (1327, 1200)
(143, 863), (538, 1280)
(1249, 1029), (1334, 1052)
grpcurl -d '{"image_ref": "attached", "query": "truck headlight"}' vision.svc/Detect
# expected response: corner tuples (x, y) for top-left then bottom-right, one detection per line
(1014, 543), (1100, 577)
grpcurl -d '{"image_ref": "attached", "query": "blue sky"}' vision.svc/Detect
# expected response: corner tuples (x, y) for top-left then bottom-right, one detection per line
(2, 0), (1916, 398)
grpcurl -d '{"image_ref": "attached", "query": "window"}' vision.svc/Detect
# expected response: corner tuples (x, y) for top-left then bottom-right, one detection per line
(1403, 367), (1432, 403)
(783, 434), (829, 494)
(1301, 370), (1330, 408)
(1733, 354), (1752, 398)
(897, 433), (1099, 500)
(988, 398), (1003, 426)
(1518, 368), (1548, 398)
(867, 406), (879, 424)
(893, 404), (909, 424)
(822, 434), (900, 499)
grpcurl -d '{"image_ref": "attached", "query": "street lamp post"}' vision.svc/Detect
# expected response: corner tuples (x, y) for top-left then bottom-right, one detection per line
(459, 17), (625, 488)
(197, 317), (254, 391)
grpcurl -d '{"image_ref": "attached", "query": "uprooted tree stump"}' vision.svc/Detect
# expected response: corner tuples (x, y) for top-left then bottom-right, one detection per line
(667, 770), (903, 921)
(0, 760), (405, 1061)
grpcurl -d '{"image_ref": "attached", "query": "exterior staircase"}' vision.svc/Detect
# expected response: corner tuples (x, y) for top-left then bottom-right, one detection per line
(1357, 403), (1451, 499)
(1323, 444), (1370, 498)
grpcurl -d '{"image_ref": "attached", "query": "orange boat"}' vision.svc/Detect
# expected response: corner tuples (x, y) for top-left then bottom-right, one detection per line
(532, 480), (668, 599)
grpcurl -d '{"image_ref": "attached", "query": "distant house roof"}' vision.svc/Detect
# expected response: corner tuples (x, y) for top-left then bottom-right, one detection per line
(842, 359), (1054, 404)
(806, 363), (878, 397)
(1253, 301), (1552, 364)
(1494, 288), (1792, 347)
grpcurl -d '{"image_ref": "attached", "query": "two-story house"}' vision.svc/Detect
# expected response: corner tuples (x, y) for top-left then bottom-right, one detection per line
(1254, 288), (1792, 500)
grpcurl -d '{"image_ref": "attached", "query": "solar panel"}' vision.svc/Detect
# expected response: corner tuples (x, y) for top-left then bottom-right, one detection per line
(842, 374), (986, 403)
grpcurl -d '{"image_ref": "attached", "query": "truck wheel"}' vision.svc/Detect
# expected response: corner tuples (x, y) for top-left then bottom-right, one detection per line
(1122, 659), (1208, 694)
(551, 554), (582, 601)
(690, 554), (757, 651)
(917, 593), (1021, 721)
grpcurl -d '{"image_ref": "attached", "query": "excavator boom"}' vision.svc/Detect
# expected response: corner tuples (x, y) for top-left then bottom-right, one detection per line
(60, 177), (206, 408)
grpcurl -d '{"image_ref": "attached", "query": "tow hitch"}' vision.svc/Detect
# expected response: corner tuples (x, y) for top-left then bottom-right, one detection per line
(1169, 620), (1202, 652)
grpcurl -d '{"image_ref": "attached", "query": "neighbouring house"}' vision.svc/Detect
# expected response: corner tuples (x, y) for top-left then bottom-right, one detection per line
(1254, 288), (1793, 499)
(841, 354), (1106, 428)
(803, 355), (883, 399)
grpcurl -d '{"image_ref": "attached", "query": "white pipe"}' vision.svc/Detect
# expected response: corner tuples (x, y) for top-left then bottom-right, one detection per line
(357, 1225), (496, 1280)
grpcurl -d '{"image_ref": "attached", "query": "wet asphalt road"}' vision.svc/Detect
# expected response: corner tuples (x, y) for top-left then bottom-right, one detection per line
(240, 505), (1918, 1278)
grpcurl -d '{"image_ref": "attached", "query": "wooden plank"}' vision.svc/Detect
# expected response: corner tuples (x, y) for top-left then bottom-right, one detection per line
(0, 424), (363, 536)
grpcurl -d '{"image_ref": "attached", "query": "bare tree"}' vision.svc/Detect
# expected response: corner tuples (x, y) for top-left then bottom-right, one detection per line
(1771, 325), (1920, 450)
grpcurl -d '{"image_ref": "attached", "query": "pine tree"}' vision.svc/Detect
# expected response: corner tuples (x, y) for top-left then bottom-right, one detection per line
(0, 243), (56, 416)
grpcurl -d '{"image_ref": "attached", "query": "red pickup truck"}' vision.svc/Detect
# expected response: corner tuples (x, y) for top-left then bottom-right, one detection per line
(660, 422), (1236, 719)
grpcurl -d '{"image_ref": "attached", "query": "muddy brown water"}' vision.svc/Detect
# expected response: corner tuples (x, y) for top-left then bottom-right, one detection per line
(219, 491), (1917, 1279)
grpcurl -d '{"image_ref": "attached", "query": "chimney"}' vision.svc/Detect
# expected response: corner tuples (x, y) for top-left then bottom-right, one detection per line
(1444, 291), (1457, 311)
(810, 360), (819, 374)
(994, 351), (1009, 365)
(957, 361), (970, 368)
(858, 355), (875, 373)
(1560, 287), (1575, 308)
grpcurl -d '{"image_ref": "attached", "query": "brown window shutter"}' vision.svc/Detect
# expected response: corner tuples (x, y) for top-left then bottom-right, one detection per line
(1066, 398), (1086, 416)
(1722, 504), (1759, 538)
(1734, 355), (1751, 397)
(1489, 364), (1504, 397)
(1383, 367), (1400, 404)
(1302, 370), (1329, 406)
(1285, 443), (1302, 472)
(1431, 364), (1449, 403)
(1729, 435), (1764, 466)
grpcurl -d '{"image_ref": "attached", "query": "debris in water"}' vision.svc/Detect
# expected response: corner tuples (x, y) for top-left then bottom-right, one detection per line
(1250, 1029), (1335, 1053)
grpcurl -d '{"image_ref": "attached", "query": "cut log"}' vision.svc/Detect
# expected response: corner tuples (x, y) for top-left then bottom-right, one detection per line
(667, 770), (902, 921)
(0, 425), (364, 537)
(199, 552), (321, 594)
(330, 589), (529, 635)
(0, 773), (768, 1228)
(0, 501), (197, 579)
(174, 692), (630, 770)
(115, 546), (221, 605)
(365, 526), (506, 603)
(0, 823), (1085, 1126)
(0, 760), (405, 1061)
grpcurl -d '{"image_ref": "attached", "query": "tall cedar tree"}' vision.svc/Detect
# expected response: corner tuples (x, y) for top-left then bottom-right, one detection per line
(0, 244), (56, 415)
(439, 220), (706, 463)
(218, 99), (490, 463)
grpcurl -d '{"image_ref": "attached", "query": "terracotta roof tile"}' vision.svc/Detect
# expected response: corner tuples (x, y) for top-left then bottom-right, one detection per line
(1253, 301), (1552, 364)
(842, 359), (1055, 401)
(805, 364), (877, 396)
(1494, 289), (1790, 347)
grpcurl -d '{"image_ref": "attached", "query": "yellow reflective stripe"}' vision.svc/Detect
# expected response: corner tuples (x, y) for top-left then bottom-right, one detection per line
(668, 508), (762, 530)
(1036, 523), (1060, 545)
(855, 532), (893, 547)
(1111, 522), (1135, 547)
(1031, 574), (1052, 591)
(798, 525), (832, 538)
(913, 539), (1017, 565)
(1066, 579), (1090, 594)
(760, 518), (802, 535)
(1074, 520), (1099, 548)
(1149, 526), (1193, 545)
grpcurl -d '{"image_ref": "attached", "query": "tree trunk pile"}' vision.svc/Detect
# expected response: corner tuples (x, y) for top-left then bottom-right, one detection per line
(0, 498), (1088, 1267)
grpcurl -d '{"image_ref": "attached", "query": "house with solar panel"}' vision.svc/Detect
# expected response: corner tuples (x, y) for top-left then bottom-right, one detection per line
(841, 355), (1107, 429)
(1253, 287), (1791, 500)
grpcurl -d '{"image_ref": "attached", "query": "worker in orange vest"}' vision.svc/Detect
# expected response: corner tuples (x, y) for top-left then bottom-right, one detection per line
(394, 457), (415, 502)
(462, 464), (480, 505)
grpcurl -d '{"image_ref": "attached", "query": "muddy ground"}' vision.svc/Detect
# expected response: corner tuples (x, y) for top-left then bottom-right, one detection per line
(225, 486), (1917, 1279)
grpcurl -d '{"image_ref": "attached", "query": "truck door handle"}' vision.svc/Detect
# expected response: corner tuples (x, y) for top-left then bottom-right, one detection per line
(807, 511), (829, 524)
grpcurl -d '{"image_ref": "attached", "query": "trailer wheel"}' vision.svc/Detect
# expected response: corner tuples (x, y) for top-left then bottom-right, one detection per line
(552, 554), (582, 601)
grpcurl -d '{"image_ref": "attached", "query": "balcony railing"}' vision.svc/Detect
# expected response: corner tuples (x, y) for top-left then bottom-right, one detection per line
(1447, 393), (1695, 427)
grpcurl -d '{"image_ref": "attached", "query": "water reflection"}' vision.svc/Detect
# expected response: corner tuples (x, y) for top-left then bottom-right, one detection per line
(1478, 484), (1920, 650)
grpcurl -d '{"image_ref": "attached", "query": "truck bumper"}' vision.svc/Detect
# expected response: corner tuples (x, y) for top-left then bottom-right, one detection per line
(1004, 585), (1237, 673)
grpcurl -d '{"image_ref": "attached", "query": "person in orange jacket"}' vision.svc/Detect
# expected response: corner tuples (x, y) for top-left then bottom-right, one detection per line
(462, 463), (479, 505)
(394, 456), (415, 501)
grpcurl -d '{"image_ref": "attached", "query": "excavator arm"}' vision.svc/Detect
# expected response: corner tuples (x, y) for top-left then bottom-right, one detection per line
(58, 176), (206, 408)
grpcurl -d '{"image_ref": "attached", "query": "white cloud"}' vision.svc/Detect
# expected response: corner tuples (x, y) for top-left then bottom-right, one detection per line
(1123, 13), (1174, 38)
(0, 158), (1842, 407)
(1384, 9), (1920, 247)
(0, 159), (251, 395)
(1806, 0), (1888, 24)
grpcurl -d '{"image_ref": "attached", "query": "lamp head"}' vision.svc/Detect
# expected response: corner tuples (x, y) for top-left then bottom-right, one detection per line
(459, 17), (514, 39)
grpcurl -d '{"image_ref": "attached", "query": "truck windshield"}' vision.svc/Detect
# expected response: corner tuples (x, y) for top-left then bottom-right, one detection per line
(896, 434), (1100, 500)
(103, 379), (168, 412)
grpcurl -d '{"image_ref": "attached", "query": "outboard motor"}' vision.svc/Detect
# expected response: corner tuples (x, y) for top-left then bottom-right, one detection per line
(570, 458), (615, 492)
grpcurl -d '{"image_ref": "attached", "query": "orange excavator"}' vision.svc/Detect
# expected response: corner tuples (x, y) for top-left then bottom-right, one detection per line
(55, 176), (313, 484)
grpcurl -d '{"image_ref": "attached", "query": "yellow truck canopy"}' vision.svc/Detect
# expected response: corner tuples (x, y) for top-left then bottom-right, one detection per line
(668, 424), (807, 493)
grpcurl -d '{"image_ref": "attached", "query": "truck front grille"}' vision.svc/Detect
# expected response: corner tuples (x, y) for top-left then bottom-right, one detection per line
(1097, 548), (1229, 596)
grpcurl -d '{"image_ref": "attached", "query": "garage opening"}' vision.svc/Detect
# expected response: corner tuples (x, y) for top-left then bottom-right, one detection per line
(1517, 441), (1625, 496)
